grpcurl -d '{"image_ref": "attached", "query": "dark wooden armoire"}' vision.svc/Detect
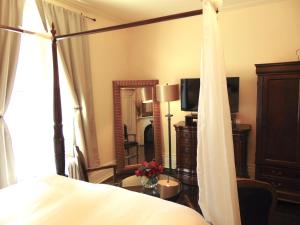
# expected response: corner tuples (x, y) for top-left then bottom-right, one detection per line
(255, 61), (300, 203)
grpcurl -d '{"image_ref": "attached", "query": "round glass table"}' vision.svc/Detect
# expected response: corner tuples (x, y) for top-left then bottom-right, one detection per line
(121, 174), (181, 201)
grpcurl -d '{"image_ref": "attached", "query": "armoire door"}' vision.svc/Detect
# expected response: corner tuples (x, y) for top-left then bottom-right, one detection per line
(257, 75), (300, 167)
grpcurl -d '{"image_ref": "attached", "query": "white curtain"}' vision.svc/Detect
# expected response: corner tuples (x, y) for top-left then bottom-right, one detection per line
(36, 1), (100, 167)
(197, 0), (241, 225)
(0, 0), (25, 188)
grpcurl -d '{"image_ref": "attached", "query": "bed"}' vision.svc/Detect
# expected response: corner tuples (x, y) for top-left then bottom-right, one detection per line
(0, 175), (206, 225)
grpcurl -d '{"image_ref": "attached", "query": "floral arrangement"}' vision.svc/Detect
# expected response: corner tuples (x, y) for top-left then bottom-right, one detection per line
(134, 161), (163, 192)
(135, 160), (164, 178)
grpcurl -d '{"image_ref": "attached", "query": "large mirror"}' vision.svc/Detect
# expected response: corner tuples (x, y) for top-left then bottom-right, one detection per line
(113, 80), (162, 173)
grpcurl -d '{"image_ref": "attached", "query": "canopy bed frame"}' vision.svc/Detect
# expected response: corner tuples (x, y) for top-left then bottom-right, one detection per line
(1, 8), (206, 176)
(0, 5), (232, 225)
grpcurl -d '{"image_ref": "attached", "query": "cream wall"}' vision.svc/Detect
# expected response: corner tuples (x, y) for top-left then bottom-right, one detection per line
(74, 12), (131, 182)
(127, 0), (300, 177)
(87, 17), (130, 169)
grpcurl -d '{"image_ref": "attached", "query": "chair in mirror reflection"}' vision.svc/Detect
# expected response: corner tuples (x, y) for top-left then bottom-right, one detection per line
(144, 121), (154, 161)
(121, 87), (155, 166)
(124, 124), (139, 164)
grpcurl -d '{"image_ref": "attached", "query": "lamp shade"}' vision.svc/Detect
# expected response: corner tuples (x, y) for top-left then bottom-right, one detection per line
(140, 87), (153, 103)
(156, 84), (179, 102)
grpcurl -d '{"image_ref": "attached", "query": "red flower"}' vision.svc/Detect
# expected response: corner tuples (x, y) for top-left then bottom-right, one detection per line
(150, 161), (158, 168)
(135, 160), (164, 178)
(135, 169), (143, 176)
(158, 165), (164, 173)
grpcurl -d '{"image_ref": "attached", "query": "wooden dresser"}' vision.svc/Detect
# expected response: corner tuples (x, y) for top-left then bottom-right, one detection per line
(255, 61), (300, 203)
(174, 122), (251, 185)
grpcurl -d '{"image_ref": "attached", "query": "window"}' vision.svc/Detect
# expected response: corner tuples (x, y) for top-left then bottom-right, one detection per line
(6, 0), (73, 181)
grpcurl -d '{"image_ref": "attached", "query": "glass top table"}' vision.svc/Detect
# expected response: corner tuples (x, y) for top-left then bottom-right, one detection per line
(121, 174), (181, 201)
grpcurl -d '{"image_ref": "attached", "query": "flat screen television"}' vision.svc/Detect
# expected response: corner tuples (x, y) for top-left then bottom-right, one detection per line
(180, 77), (239, 113)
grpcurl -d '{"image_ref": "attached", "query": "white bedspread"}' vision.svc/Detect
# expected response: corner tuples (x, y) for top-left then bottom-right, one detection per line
(0, 175), (207, 225)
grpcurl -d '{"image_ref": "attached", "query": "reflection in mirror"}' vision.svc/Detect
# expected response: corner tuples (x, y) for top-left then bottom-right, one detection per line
(113, 80), (162, 173)
(121, 87), (154, 166)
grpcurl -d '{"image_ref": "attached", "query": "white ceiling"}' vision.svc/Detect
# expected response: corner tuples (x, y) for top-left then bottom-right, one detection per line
(66, 0), (279, 22)
(77, 0), (203, 21)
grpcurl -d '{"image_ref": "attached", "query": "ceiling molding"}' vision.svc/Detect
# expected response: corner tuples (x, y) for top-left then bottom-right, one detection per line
(72, 0), (203, 22)
(46, 0), (124, 22)
(46, 0), (289, 23)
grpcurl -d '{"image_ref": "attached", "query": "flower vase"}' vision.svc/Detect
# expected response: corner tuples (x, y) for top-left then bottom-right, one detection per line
(141, 176), (160, 197)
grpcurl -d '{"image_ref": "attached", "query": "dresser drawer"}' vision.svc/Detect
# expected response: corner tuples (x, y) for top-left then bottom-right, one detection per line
(259, 176), (300, 203)
(180, 130), (194, 139)
(257, 166), (300, 180)
(257, 176), (300, 192)
(179, 138), (195, 147)
(179, 145), (196, 154)
(180, 156), (196, 169)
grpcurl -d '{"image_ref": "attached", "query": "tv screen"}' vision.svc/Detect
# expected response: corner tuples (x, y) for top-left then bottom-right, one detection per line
(181, 78), (200, 112)
(180, 77), (239, 113)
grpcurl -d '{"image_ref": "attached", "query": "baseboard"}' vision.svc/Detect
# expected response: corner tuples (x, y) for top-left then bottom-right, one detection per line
(88, 160), (116, 183)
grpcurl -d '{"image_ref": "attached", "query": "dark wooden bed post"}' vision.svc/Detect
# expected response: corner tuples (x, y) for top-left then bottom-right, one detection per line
(51, 23), (65, 176)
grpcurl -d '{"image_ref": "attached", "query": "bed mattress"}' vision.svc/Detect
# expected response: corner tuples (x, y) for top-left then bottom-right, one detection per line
(0, 175), (207, 225)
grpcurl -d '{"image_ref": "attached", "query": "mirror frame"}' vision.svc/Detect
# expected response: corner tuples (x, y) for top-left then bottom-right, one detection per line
(113, 80), (162, 173)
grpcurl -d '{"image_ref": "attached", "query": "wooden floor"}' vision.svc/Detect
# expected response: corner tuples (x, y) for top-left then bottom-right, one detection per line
(178, 183), (300, 225)
(273, 201), (300, 225)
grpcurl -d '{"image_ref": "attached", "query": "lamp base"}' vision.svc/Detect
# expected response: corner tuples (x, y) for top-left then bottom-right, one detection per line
(157, 179), (180, 199)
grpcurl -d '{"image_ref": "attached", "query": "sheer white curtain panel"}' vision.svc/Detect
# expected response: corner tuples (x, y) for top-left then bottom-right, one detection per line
(0, 0), (25, 188)
(197, 0), (241, 224)
(36, 0), (100, 167)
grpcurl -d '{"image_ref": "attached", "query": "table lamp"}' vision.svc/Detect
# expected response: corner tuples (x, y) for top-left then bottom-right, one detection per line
(156, 83), (179, 171)
(156, 83), (180, 199)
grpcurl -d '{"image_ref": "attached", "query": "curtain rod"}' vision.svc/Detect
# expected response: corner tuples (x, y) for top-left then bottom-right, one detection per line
(56, 9), (203, 41)
(81, 13), (96, 22)
(0, 25), (51, 39)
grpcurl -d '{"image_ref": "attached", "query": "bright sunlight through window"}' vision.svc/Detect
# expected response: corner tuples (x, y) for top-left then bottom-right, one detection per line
(6, 0), (74, 181)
